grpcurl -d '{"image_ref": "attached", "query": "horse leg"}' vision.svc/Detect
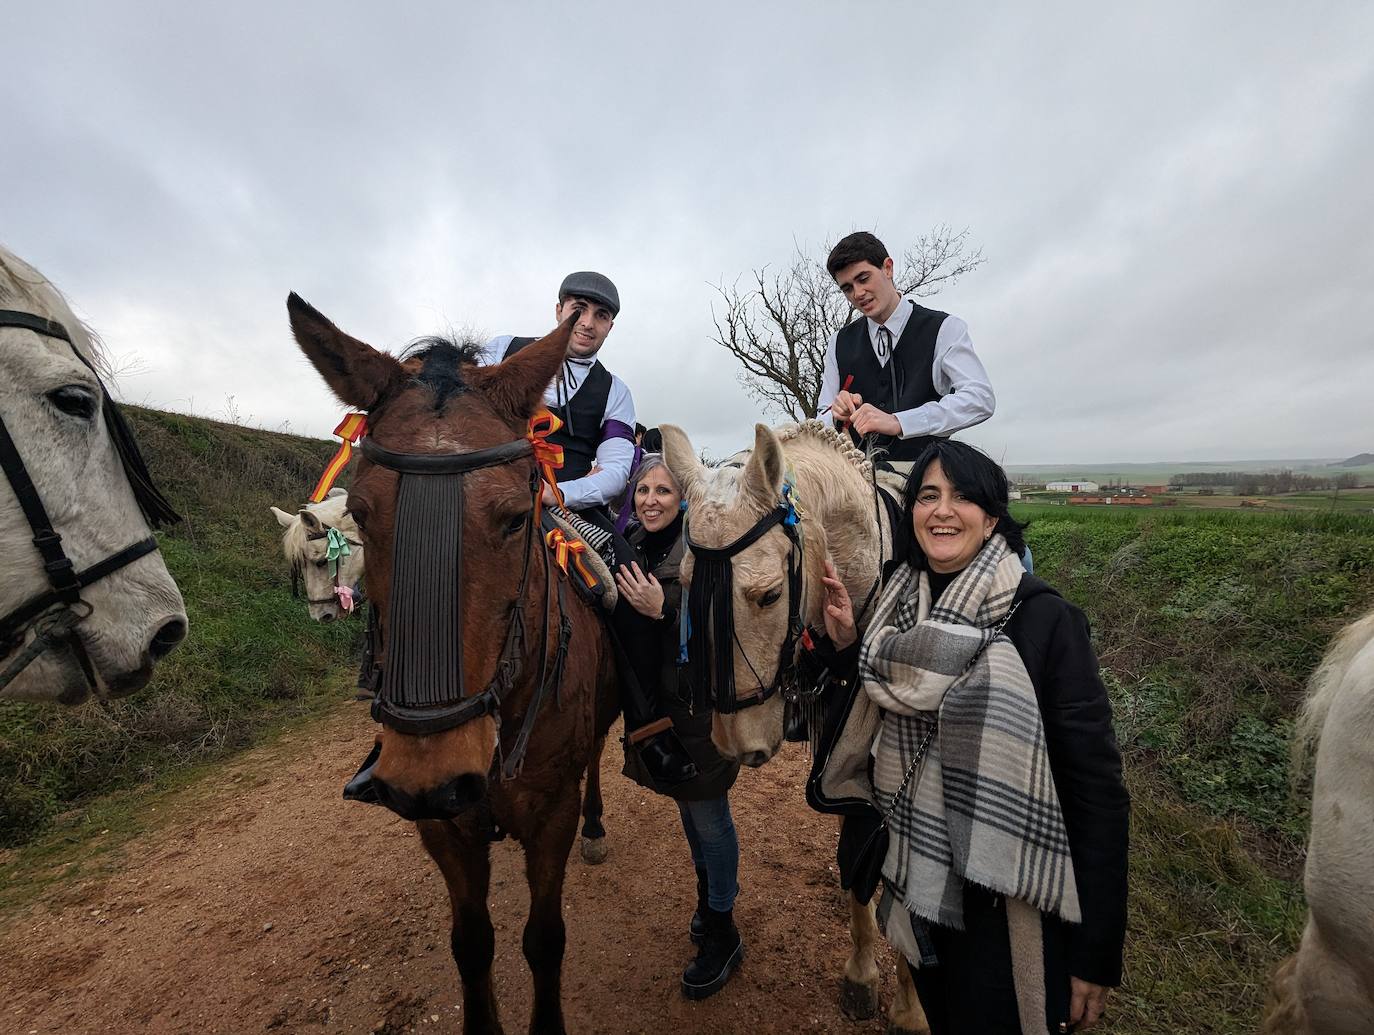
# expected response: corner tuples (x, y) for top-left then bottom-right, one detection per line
(887, 955), (930, 1035)
(839, 890), (881, 1020)
(522, 794), (580, 1035)
(418, 820), (503, 1035)
(579, 735), (609, 865)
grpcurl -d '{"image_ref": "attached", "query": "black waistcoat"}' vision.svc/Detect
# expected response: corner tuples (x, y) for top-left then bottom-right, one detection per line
(834, 302), (946, 461)
(504, 337), (612, 481)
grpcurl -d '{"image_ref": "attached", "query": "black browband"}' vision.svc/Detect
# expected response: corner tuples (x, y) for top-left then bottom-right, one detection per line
(361, 436), (532, 475)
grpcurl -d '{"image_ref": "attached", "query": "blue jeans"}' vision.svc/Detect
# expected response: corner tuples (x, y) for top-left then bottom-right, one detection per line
(677, 796), (740, 912)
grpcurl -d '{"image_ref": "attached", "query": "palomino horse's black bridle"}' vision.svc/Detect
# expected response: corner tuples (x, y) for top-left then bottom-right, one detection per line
(685, 496), (806, 714)
(359, 431), (571, 781)
(0, 310), (180, 697)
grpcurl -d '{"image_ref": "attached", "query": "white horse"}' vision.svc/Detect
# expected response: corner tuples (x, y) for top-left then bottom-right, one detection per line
(662, 420), (927, 1035)
(270, 489), (365, 623)
(0, 244), (186, 704)
(1263, 610), (1374, 1033)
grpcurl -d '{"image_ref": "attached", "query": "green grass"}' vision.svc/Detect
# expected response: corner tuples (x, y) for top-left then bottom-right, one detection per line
(1014, 503), (1374, 1033)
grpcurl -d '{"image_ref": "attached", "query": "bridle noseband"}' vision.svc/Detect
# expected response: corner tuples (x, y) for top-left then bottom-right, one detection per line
(359, 430), (572, 781)
(685, 493), (805, 714)
(0, 310), (180, 697)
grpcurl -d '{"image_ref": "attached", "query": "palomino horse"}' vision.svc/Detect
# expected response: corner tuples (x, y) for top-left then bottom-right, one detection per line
(1262, 609), (1374, 1033)
(271, 490), (367, 622)
(661, 420), (927, 1035)
(287, 295), (616, 1035)
(0, 244), (186, 704)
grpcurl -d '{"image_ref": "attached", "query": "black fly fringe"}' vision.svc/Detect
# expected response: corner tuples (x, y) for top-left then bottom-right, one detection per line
(101, 392), (182, 527)
(382, 473), (465, 709)
(687, 552), (737, 714)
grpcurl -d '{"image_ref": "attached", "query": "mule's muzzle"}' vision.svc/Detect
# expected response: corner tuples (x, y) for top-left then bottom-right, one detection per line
(343, 741), (383, 804)
(343, 742), (488, 820)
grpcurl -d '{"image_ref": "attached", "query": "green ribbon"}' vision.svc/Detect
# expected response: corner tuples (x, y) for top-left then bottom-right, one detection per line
(325, 526), (351, 578)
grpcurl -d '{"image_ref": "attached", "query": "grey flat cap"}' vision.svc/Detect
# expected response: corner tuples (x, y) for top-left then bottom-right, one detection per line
(558, 271), (620, 316)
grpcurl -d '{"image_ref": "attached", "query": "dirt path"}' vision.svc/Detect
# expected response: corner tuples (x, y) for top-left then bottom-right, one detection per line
(0, 705), (906, 1034)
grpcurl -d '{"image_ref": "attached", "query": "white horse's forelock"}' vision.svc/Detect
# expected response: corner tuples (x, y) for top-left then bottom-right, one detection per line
(0, 244), (106, 374)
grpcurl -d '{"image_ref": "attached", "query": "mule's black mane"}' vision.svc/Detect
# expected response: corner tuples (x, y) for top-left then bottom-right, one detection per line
(402, 337), (485, 410)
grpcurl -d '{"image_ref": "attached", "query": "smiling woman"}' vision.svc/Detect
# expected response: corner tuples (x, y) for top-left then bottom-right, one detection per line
(813, 438), (1129, 1034)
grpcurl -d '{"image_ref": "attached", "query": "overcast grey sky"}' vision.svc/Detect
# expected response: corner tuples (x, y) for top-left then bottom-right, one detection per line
(5, 2), (1372, 463)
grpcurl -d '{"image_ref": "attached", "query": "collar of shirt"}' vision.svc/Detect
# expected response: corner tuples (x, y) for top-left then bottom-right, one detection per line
(548, 353), (599, 407)
(866, 294), (914, 351)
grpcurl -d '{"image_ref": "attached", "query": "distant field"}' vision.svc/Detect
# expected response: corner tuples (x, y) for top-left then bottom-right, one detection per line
(1017, 489), (1374, 515)
(1007, 459), (1374, 485)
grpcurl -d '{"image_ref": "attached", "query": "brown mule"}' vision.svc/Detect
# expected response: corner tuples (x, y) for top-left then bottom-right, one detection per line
(289, 296), (618, 1035)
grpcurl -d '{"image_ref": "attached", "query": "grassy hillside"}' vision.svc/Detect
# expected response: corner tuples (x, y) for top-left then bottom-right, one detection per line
(1015, 503), (1374, 1033)
(0, 407), (361, 851)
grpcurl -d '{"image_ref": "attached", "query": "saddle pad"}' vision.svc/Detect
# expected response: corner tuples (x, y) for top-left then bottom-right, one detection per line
(543, 508), (618, 610)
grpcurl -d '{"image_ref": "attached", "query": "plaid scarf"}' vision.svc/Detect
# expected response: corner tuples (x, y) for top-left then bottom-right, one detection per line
(862, 535), (1080, 931)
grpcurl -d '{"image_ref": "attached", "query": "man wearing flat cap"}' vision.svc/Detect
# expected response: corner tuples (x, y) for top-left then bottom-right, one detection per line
(479, 273), (698, 787)
(480, 271), (637, 515)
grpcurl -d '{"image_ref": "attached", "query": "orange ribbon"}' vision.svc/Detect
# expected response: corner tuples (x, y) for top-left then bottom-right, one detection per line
(527, 409), (566, 515)
(310, 412), (368, 503)
(544, 528), (597, 589)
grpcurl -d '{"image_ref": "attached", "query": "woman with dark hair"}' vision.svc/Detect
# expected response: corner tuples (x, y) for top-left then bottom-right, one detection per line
(810, 439), (1129, 1033)
(616, 455), (745, 1001)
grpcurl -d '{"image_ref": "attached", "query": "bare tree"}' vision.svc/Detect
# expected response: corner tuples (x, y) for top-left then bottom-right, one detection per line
(711, 226), (986, 420)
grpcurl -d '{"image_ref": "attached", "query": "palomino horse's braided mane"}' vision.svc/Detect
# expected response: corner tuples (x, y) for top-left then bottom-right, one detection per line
(774, 420), (873, 477)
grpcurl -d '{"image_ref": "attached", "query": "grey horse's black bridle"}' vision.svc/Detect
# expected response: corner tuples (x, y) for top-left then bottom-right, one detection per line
(0, 310), (180, 697)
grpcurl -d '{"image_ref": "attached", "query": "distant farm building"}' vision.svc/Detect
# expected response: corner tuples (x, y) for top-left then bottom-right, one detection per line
(1069, 495), (1154, 506)
(1141, 485), (1168, 496)
(1048, 480), (1099, 493)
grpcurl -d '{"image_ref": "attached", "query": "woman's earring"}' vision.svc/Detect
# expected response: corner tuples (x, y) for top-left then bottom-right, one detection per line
(679, 499), (688, 511)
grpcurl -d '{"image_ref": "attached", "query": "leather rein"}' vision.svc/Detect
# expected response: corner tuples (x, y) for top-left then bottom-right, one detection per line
(0, 310), (180, 697)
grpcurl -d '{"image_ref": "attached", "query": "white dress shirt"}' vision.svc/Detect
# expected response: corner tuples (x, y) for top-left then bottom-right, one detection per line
(478, 335), (637, 510)
(819, 296), (995, 439)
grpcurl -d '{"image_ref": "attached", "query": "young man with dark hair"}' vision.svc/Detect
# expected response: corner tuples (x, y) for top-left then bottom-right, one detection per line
(478, 273), (698, 787)
(821, 231), (995, 462)
(479, 271), (638, 515)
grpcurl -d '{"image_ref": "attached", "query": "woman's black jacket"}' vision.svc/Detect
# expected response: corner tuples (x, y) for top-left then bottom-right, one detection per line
(805, 573), (1130, 988)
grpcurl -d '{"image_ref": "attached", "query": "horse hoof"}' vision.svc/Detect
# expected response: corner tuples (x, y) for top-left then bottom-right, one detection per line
(580, 836), (609, 865)
(839, 977), (879, 1020)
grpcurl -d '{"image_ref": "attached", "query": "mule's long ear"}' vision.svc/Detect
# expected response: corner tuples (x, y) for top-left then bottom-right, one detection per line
(742, 423), (785, 508)
(287, 293), (405, 411)
(270, 506), (295, 529)
(660, 424), (705, 500)
(468, 315), (576, 425)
